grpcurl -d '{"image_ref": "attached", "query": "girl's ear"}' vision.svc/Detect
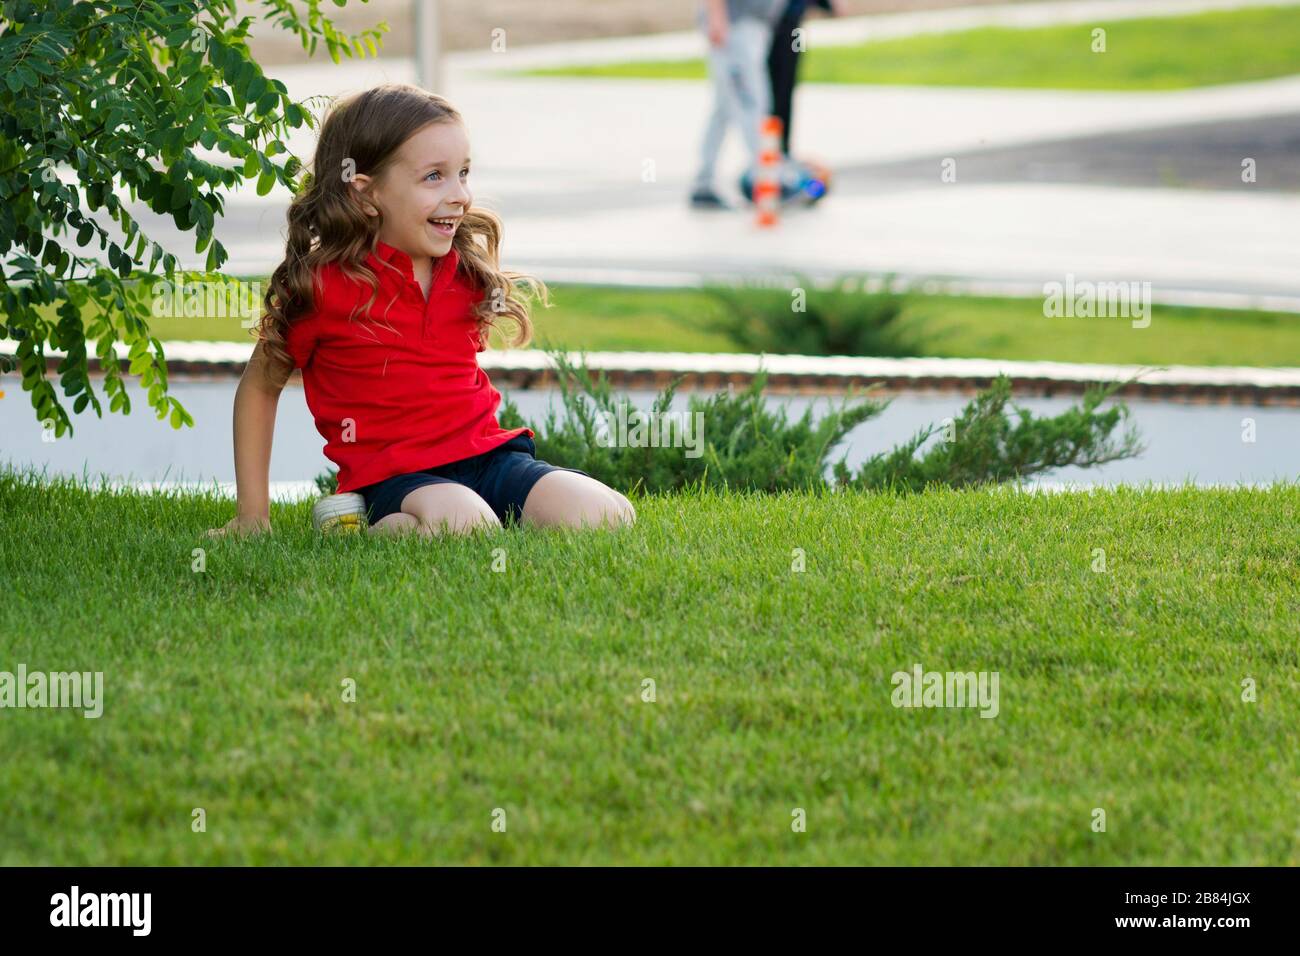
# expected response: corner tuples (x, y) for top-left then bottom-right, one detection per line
(348, 174), (380, 217)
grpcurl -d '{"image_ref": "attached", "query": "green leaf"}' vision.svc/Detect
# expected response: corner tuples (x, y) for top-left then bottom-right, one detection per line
(0, 0), (397, 435)
(246, 73), (268, 103)
(208, 39), (228, 72)
(236, 60), (258, 100)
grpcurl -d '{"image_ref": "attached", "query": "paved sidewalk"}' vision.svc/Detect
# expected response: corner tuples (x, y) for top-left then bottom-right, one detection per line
(150, 0), (1300, 306)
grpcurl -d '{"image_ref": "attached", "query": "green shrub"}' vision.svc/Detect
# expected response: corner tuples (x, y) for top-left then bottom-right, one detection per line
(315, 353), (1143, 495)
(497, 352), (887, 494)
(842, 376), (1144, 491)
(702, 274), (922, 357)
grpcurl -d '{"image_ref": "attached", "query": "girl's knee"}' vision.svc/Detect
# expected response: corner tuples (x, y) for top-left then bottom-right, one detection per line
(606, 490), (636, 528)
(433, 509), (501, 536)
(597, 490), (636, 530)
(524, 473), (635, 529)
(401, 484), (501, 536)
(369, 512), (420, 535)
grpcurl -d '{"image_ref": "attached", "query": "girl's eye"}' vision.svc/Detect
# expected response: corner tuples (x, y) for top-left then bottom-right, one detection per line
(424, 170), (441, 182)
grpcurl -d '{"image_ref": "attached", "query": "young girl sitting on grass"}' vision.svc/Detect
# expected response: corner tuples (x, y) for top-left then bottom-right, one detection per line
(210, 84), (635, 537)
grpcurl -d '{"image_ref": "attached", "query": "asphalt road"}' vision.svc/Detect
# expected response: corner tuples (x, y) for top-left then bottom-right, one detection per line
(836, 111), (1300, 192)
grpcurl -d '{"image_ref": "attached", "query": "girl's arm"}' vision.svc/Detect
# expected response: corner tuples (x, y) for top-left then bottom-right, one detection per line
(208, 340), (292, 536)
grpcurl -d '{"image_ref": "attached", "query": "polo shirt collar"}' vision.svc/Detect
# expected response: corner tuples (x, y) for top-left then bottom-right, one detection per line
(372, 239), (460, 289)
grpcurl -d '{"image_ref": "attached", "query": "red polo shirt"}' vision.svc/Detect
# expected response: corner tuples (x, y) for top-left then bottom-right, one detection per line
(285, 240), (530, 493)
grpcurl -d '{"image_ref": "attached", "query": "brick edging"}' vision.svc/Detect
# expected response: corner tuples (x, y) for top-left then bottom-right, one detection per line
(47, 357), (1300, 407)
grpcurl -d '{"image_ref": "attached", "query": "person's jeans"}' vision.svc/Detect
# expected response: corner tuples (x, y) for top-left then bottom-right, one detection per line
(693, 18), (774, 193)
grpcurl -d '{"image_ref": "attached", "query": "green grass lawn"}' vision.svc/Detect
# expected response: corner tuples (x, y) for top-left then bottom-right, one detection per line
(2, 472), (1297, 864)
(529, 7), (1300, 90)
(137, 283), (1300, 368)
(903, 294), (1300, 367)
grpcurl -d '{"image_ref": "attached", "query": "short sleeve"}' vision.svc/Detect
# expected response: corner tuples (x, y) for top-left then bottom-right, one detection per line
(284, 312), (321, 370)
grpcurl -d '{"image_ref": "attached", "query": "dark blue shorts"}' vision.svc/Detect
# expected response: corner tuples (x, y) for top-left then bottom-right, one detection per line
(357, 433), (588, 527)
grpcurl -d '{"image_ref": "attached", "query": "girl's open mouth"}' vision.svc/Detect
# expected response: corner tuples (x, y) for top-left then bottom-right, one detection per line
(428, 216), (459, 236)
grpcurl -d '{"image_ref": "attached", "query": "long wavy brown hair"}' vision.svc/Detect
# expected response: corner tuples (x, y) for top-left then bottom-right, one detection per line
(259, 84), (544, 371)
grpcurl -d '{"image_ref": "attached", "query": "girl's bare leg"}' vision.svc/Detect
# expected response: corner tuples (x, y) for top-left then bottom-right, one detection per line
(369, 513), (420, 535)
(521, 472), (635, 530)
(399, 484), (502, 536)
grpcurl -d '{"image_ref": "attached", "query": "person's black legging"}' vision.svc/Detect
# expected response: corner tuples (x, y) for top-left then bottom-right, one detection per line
(768, 0), (830, 156)
(767, 8), (802, 156)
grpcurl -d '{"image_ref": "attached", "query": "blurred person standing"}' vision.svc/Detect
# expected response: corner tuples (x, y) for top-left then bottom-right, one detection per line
(690, 0), (785, 210)
(768, 0), (846, 158)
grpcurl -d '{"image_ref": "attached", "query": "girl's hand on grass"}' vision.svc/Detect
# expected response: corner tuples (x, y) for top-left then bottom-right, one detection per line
(208, 514), (271, 537)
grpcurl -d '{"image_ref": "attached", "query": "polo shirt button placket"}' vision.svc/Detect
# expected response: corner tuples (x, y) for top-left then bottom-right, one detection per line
(412, 279), (432, 341)
(421, 256), (451, 343)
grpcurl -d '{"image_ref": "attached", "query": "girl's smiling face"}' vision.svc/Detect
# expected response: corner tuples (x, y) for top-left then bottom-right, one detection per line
(350, 120), (472, 261)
